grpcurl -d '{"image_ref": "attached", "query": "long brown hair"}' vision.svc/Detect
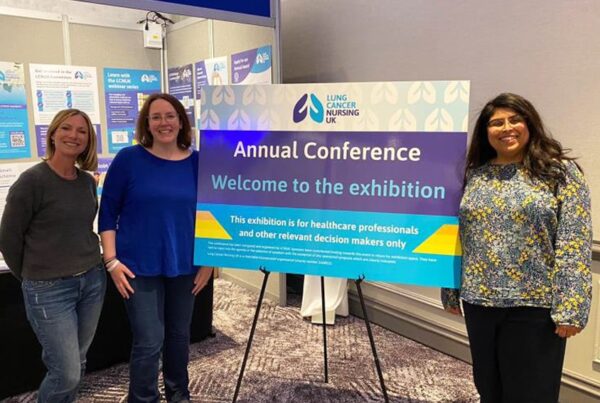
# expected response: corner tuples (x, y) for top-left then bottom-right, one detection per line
(135, 93), (192, 149)
(467, 93), (576, 184)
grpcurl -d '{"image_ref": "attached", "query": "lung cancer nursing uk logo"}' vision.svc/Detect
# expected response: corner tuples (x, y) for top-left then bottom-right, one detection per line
(293, 93), (360, 124)
(293, 93), (324, 123)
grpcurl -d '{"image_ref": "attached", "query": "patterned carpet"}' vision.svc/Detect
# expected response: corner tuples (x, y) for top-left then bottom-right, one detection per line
(5, 279), (478, 402)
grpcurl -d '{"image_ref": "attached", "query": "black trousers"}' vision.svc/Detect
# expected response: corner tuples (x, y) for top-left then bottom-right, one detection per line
(463, 302), (566, 403)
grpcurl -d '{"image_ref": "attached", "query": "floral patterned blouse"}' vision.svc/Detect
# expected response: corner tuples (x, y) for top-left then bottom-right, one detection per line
(442, 160), (592, 327)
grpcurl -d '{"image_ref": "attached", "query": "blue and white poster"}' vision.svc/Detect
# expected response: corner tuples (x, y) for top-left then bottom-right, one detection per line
(194, 81), (470, 287)
(94, 156), (113, 197)
(193, 57), (229, 130)
(231, 45), (272, 85)
(103, 68), (161, 153)
(194, 60), (208, 129)
(0, 62), (31, 159)
(168, 64), (195, 128)
(91, 156), (113, 234)
(195, 61), (209, 91)
(204, 56), (228, 86)
(29, 64), (102, 156)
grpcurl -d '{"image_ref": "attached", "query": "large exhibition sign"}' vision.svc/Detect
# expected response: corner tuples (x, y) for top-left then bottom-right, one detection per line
(194, 81), (469, 287)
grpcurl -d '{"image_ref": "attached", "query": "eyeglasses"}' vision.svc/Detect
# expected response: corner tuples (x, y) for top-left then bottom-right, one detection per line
(149, 113), (179, 123)
(487, 114), (525, 130)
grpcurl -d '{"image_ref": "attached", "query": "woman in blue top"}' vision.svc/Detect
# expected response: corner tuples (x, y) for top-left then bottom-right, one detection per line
(442, 93), (592, 403)
(99, 93), (213, 403)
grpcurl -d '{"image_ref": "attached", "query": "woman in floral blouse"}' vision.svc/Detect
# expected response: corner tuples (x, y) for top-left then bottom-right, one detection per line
(442, 93), (592, 403)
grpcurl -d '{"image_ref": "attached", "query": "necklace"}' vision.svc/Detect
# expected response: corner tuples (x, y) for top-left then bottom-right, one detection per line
(46, 161), (77, 180)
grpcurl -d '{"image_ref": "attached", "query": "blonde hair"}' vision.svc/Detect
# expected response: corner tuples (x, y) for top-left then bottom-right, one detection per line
(45, 109), (98, 171)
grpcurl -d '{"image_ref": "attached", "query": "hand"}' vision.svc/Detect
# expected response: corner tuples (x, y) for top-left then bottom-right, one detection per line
(555, 325), (582, 338)
(192, 266), (214, 295)
(445, 306), (463, 316)
(109, 262), (136, 299)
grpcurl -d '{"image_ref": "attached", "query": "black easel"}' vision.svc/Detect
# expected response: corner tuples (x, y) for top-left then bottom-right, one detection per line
(355, 275), (389, 402)
(232, 267), (270, 403)
(232, 271), (388, 402)
(320, 276), (328, 383)
(232, 270), (329, 402)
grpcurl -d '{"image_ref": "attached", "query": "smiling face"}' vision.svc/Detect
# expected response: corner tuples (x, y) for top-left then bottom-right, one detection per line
(487, 107), (530, 164)
(50, 114), (90, 160)
(147, 99), (182, 147)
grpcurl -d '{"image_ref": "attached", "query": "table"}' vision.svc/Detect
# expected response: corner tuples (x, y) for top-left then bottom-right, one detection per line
(0, 272), (213, 398)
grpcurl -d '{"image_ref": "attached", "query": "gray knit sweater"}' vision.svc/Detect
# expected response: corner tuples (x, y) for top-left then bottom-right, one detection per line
(0, 162), (102, 280)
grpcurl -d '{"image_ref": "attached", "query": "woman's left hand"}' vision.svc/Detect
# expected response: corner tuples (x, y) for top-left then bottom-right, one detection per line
(192, 266), (214, 295)
(555, 325), (582, 338)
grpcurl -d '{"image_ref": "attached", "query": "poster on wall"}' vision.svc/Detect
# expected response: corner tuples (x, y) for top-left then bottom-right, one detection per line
(94, 156), (113, 197)
(194, 60), (208, 129)
(29, 64), (102, 156)
(204, 56), (228, 86)
(194, 57), (228, 130)
(0, 161), (37, 271)
(231, 45), (272, 85)
(168, 64), (195, 128)
(91, 156), (113, 233)
(194, 81), (470, 287)
(195, 61), (209, 90)
(0, 62), (31, 159)
(104, 68), (161, 153)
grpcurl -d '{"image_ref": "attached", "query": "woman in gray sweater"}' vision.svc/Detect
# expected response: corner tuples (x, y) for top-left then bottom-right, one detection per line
(0, 109), (105, 403)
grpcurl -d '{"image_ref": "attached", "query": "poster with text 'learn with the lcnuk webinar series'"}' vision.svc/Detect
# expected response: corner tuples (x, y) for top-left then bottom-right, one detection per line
(194, 81), (469, 288)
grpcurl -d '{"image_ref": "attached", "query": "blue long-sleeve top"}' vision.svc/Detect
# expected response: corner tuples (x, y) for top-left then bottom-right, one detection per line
(98, 145), (199, 277)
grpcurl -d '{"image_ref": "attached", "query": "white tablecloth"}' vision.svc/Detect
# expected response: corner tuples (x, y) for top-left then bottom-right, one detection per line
(300, 276), (348, 324)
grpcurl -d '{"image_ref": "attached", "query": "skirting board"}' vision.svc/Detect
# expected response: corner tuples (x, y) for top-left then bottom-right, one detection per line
(348, 290), (471, 363)
(219, 271), (280, 304)
(348, 289), (600, 402)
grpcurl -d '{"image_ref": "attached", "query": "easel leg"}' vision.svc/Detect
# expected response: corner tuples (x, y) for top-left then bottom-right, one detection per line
(232, 267), (270, 403)
(320, 276), (328, 383)
(355, 277), (389, 402)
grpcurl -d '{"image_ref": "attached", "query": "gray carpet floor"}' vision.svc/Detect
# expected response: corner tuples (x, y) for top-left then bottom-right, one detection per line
(5, 278), (478, 402)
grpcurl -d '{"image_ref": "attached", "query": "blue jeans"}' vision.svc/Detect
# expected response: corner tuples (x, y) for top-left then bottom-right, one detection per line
(21, 264), (106, 403)
(124, 274), (196, 403)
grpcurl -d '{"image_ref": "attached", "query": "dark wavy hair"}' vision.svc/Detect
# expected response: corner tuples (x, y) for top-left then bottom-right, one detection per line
(466, 93), (576, 184)
(135, 93), (192, 149)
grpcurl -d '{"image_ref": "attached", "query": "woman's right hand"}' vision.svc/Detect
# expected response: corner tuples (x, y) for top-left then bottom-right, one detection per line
(441, 288), (462, 316)
(109, 262), (136, 299)
(444, 306), (463, 315)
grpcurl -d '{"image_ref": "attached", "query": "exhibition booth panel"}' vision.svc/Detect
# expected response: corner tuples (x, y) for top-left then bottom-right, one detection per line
(0, 0), (279, 398)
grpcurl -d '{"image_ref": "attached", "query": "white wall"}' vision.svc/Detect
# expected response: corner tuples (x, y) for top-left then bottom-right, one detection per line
(0, 0), (148, 25)
(281, 0), (600, 240)
(281, 0), (600, 399)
